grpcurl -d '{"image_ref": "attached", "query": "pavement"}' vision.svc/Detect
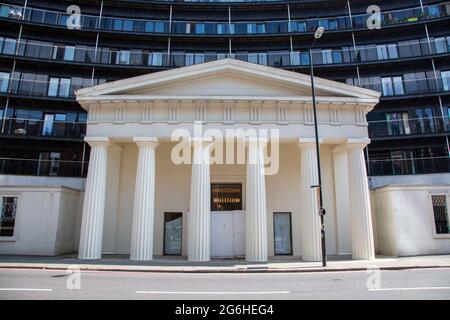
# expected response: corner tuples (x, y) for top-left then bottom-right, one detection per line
(0, 254), (450, 273)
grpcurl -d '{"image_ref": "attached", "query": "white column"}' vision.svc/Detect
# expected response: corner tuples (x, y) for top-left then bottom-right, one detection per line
(298, 138), (323, 262)
(246, 137), (268, 262)
(130, 137), (158, 261)
(346, 139), (375, 260)
(188, 138), (211, 261)
(332, 148), (352, 255)
(78, 137), (110, 260)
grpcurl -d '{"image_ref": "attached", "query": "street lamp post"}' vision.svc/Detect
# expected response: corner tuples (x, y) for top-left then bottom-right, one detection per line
(309, 26), (327, 267)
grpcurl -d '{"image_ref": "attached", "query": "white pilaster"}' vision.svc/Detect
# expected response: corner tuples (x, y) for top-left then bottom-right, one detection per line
(78, 137), (110, 260)
(298, 138), (323, 262)
(130, 137), (158, 261)
(245, 137), (268, 262)
(346, 139), (375, 260)
(188, 138), (212, 261)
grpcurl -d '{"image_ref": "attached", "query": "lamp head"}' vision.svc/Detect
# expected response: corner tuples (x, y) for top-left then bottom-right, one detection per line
(314, 26), (325, 39)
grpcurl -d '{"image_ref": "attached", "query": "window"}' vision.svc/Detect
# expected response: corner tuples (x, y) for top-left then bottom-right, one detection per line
(42, 114), (54, 136)
(0, 72), (9, 92)
(211, 183), (242, 211)
(376, 45), (388, 60)
(1, 196), (17, 237)
(2, 38), (16, 55)
(63, 45), (75, 61)
(442, 71), (450, 91)
(149, 52), (163, 66)
(391, 150), (416, 175)
(322, 49), (333, 64)
(387, 44), (398, 59)
(48, 77), (71, 97)
(116, 50), (130, 65)
(414, 108), (436, 134)
(381, 76), (404, 96)
(432, 195), (449, 234)
(273, 212), (292, 255)
(435, 37), (448, 54)
(386, 112), (410, 135)
(38, 152), (61, 176)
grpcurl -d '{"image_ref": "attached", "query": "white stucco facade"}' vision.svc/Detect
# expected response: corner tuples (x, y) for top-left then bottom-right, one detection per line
(72, 59), (380, 262)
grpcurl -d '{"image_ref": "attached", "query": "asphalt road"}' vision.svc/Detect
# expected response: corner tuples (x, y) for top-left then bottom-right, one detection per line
(0, 268), (449, 300)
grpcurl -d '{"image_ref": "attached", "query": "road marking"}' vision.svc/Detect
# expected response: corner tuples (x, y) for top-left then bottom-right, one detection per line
(370, 286), (450, 292)
(0, 288), (53, 292)
(136, 290), (290, 295)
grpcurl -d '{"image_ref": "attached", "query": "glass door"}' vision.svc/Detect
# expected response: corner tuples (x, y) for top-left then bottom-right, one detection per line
(273, 212), (292, 255)
(42, 114), (54, 136)
(164, 212), (182, 255)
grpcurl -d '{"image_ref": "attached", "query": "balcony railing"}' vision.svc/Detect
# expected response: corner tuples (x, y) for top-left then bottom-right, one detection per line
(1, 2), (449, 36)
(2, 71), (449, 100)
(2, 37), (449, 69)
(0, 157), (88, 177)
(358, 76), (450, 98)
(1, 117), (86, 139)
(368, 115), (450, 138)
(367, 156), (450, 176)
(0, 76), (103, 99)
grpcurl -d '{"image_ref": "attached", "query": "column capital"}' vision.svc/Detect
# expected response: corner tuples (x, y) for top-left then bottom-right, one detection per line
(343, 138), (371, 150)
(84, 137), (110, 148)
(133, 137), (159, 148)
(297, 138), (324, 149)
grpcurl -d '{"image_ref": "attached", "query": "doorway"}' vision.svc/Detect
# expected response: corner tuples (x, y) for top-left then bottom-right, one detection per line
(273, 212), (292, 255)
(163, 212), (182, 255)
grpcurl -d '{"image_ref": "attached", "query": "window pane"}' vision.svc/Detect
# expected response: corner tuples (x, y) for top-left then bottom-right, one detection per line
(211, 183), (242, 211)
(432, 195), (449, 234)
(47, 77), (59, 96)
(1, 197), (17, 237)
(64, 46), (75, 61)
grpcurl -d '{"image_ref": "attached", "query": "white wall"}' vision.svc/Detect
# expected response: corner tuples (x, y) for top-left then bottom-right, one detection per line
(0, 186), (81, 255)
(372, 185), (450, 256)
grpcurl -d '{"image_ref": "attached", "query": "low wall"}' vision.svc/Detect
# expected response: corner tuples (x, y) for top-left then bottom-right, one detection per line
(371, 185), (450, 256)
(0, 186), (83, 256)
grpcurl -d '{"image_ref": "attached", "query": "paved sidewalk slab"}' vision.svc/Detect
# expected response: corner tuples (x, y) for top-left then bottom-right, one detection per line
(0, 254), (449, 273)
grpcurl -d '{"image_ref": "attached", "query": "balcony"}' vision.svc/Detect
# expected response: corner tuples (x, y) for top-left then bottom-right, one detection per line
(1, 36), (449, 71)
(0, 157), (88, 177)
(1, 117), (86, 140)
(0, 2), (449, 36)
(0, 74), (104, 100)
(367, 156), (450, 176)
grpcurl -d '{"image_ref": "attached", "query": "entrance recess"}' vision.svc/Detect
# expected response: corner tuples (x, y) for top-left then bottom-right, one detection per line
(210, 183), (244, 258)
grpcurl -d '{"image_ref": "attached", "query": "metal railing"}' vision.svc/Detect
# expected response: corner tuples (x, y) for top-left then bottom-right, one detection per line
(0, 157), (88, 177)
(1, 37), (449, 69)
(368, 115), (450, 138)
(1, 2), (449, 35)
(1, 117), (86, 139)
(0, 76), (103, 98)
(367, 156), (450, 176)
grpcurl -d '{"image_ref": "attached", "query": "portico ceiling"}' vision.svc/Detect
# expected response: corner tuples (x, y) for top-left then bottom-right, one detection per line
(75, 58), (381, 108)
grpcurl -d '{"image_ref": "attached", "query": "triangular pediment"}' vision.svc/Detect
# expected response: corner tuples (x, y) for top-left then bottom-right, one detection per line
(76, 59), (380, 103)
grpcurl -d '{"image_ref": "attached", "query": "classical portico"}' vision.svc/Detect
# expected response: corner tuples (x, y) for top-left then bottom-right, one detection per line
(75, 59), (380, 262)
